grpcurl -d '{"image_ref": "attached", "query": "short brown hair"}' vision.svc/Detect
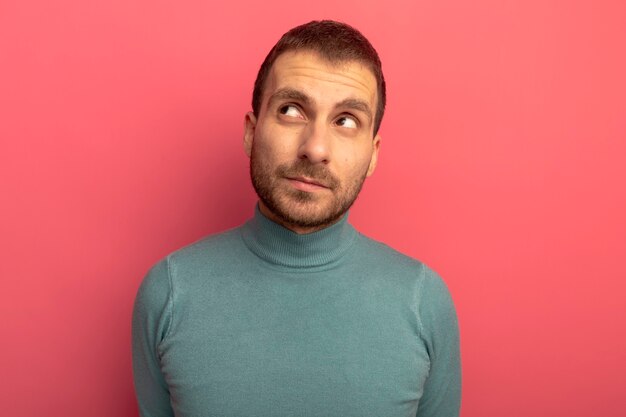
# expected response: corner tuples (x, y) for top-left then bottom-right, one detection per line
(252, 20), (386, 135)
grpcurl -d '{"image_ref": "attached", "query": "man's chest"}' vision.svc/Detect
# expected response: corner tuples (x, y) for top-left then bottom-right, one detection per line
(158, 280), (430, 417)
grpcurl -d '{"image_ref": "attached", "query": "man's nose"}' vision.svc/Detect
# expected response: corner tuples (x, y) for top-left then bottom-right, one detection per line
(297, 121), (331, 164)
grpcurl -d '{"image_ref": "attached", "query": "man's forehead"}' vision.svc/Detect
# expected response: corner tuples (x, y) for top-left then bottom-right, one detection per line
(263, 51), (377, 105)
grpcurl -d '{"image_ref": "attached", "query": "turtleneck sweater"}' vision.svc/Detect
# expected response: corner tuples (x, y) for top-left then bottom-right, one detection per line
(132, 207), (461, 417)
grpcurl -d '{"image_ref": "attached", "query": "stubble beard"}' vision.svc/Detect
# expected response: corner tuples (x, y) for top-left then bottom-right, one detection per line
(249, 145), (368, 230)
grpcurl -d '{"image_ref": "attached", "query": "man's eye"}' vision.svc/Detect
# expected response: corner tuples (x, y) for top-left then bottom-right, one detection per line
(336, 116), (358, 129)
(279, 105), (303, 118)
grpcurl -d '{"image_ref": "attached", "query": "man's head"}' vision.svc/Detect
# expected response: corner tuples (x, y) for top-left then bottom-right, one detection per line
(252, 20), (386, 136)
(244, 21), (385, 234)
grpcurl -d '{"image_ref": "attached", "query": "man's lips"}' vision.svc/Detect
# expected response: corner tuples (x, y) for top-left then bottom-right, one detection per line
(286, 176), (330, 192)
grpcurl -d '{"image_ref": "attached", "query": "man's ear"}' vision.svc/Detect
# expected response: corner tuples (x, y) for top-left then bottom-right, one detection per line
(366, 134), (381, 177)
(243, 112), (257, 157)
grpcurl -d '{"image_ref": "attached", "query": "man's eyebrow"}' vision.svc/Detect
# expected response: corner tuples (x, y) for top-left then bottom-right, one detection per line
(269, 88), (311, 106)
(336, 98), (373, 122)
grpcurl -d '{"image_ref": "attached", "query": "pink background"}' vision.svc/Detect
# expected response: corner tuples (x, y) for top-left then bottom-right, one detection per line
(1, 1), (625, 416)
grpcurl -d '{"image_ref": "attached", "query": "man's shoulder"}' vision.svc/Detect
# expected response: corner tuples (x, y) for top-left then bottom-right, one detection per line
(353, 231), (443, 283)
(352, 231), (456, 324)
(355, 232), (424, 268)
(147, 224), (248, 277)
(136, 225), (251, 312)
(169, 225), (243, 260)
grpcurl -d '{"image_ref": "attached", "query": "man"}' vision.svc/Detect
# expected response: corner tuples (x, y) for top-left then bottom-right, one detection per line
(132, 20), (461, 417)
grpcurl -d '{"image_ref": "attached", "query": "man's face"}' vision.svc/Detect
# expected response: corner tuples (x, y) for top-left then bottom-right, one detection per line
(244, 51), (381, 233)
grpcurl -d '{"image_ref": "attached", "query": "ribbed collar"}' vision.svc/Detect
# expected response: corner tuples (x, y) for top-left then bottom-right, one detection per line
(241, 205), (357, 269)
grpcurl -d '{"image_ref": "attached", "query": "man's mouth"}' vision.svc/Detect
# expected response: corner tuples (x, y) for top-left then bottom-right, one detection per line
(286, 176), (330, 192)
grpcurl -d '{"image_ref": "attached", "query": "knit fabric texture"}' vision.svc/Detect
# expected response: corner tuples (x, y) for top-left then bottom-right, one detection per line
(132, 207), (461, 417)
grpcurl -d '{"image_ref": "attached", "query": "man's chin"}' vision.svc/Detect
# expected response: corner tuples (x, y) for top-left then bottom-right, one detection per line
(267, 199), (344, 230)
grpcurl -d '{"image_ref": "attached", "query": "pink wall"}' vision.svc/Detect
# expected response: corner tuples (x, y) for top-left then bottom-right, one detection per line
(2, 1), (625, 416)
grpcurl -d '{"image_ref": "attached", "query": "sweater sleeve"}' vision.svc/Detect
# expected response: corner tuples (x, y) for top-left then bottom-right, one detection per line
(131, 258), (175, 417)
(416, 266), (462, 417)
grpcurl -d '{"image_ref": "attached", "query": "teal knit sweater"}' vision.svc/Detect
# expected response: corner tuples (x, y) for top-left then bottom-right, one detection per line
(132, 207), (461, 417)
